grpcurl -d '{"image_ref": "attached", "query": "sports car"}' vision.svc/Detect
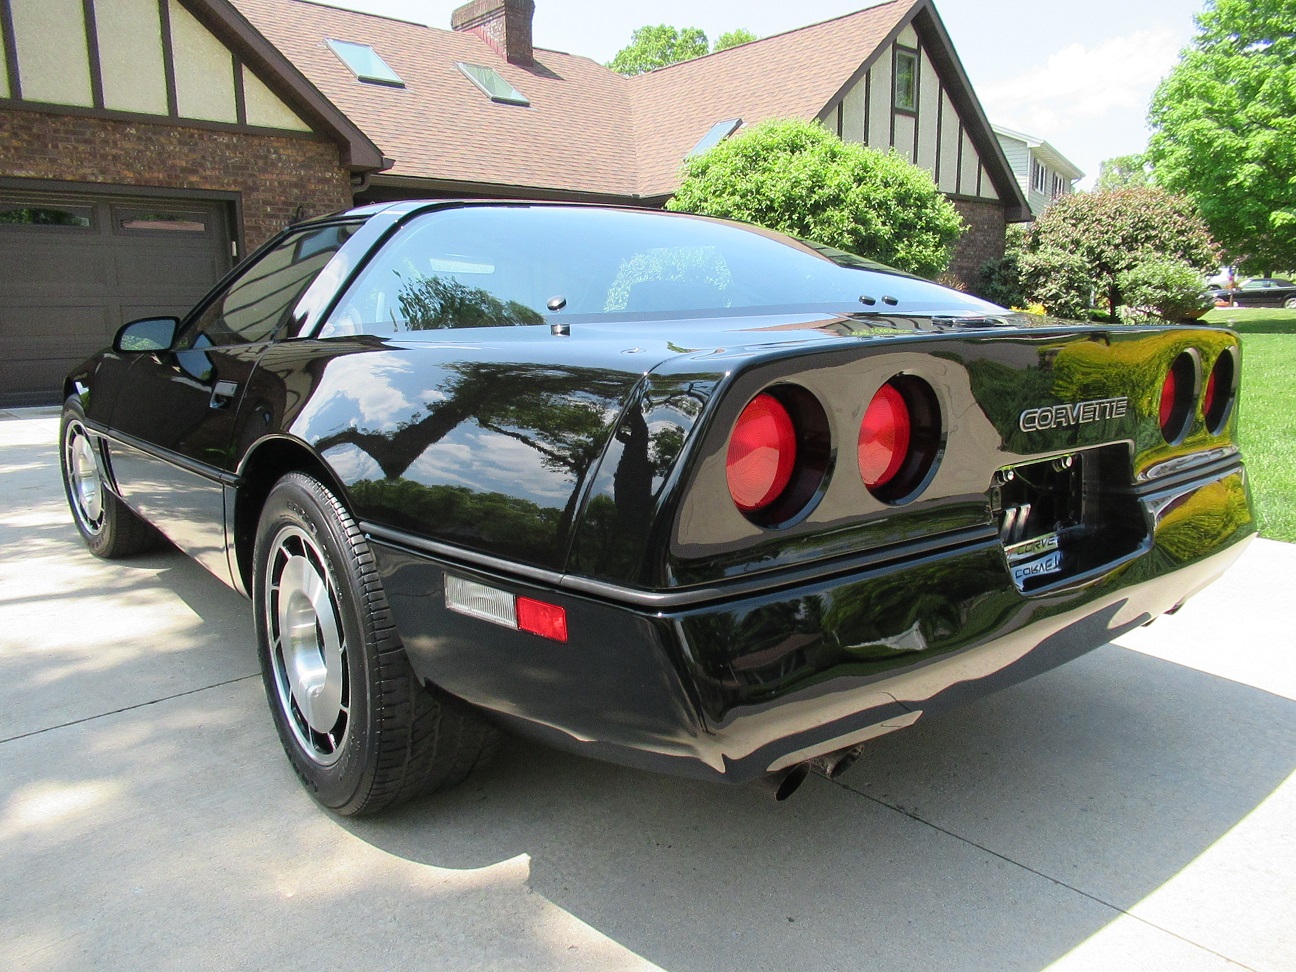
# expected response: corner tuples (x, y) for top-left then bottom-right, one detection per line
(61, 201), (1256, 813)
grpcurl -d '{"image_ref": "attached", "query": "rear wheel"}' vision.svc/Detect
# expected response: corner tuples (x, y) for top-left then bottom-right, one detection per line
(1284, 296), (1296, 309)
(59, 399), (161, 558)
(254, 472), (497, 816)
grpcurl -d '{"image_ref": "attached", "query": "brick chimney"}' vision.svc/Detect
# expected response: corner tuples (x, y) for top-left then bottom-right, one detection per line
(451, 0), (535, 66)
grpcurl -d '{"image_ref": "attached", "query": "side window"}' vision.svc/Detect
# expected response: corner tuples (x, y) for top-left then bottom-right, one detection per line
(321, 213), (545, 336)
(178, 223), (357, 349)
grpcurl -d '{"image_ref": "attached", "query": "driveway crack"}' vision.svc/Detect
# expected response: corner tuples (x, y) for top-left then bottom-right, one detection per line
(832, 777), (1261, 972)
(0, 673), (260, 745)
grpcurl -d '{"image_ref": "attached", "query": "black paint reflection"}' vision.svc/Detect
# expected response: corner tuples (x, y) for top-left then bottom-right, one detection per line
(314, 361), (643, 569)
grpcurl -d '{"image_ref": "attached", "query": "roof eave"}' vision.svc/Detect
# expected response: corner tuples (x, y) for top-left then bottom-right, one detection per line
(366, 173), (654, 207)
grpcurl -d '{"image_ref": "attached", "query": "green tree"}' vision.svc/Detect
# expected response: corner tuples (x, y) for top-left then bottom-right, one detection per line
(1023, 187), (1217, 318)
(1147, 0), (1296, 272)
(1095, 154), (1153, 191)
(713, 29), (757, 52)
(666, 118), (965, 278)
(607, 25), (709, 75)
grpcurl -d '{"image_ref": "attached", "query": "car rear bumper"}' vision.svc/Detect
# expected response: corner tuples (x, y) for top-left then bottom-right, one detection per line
(369, 463), (1255, 785)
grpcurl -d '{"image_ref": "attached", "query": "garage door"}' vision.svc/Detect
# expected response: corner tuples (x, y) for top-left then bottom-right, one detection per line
(0, 189), (232, 407)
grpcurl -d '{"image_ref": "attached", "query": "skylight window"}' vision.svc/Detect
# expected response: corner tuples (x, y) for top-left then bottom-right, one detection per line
(327, 39), (404, 87)
(686, 119), (743, 159)
(456, 63), (530, 106)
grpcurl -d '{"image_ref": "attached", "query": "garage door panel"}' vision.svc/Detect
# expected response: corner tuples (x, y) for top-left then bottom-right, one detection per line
(1, 240), (113, 295)
(0, 302), (115, 354)
(113, 248), (227, 296)
(0, 359), (80, 406)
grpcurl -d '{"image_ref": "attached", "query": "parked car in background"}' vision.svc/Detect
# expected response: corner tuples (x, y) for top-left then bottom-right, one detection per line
(1209, 277), (1296, 308)
(60, 201), (1256, 815)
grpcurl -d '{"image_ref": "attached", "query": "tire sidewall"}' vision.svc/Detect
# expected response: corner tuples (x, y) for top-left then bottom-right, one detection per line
(60, 399), (115, 557)
(253, 474), (380, 813)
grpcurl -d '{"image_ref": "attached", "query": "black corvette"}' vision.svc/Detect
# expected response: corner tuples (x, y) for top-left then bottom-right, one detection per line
(61, 201), (1256, 813)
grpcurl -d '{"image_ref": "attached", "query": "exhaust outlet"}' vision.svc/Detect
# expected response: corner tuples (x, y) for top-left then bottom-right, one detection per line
(811, 744), (865, 781)
(755, 762), (811, 801)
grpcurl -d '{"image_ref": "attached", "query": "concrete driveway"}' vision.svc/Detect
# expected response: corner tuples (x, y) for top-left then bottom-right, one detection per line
(2, 406), (1293, 972)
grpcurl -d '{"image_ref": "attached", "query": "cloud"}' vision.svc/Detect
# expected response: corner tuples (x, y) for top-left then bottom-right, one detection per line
(979, 28), (1182, 136)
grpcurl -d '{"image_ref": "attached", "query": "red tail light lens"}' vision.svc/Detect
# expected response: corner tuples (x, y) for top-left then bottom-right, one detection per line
(1159, 369), (1178, 433)
(859, 382), (912, 489)
(1160, 352), (1196, 442)
(1203, 350), (1236, 434)
(727, 393), (797, 512)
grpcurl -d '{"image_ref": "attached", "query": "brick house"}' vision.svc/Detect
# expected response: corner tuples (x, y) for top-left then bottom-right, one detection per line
(0, 0), (1027, 406)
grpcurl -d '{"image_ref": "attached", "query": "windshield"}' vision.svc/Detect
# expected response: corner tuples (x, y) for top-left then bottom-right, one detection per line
(320, 205), (1002, 336)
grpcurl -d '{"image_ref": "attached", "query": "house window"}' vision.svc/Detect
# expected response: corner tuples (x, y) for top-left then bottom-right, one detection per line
(0, 204), (93, 228)
(326, 39), (404, 87)
(894, 49), (918, 113)
(1031, 159), (1048, 194)
(1051, 174), (1066, 198)
(456, 62), (530, 106)
(686, 118), (743, 159)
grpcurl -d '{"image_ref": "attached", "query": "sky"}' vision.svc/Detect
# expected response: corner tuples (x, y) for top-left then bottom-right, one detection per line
(312, 0), (1207, 188)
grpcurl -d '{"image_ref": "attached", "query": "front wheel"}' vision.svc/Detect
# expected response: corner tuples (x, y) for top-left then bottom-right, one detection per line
(1284, 296), (1296, 309)
(59, 399), (161, 558)
(253, 472), (496, 816)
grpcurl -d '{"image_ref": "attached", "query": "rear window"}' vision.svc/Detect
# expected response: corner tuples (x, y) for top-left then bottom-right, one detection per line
(320, 206), (1000, 336)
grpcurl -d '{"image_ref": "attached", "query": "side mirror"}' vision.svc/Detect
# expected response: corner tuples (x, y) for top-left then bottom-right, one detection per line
(114, 316), (179, 353)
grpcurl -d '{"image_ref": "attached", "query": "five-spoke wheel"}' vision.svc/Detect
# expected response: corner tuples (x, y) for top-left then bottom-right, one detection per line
(254, 472), (497, 815)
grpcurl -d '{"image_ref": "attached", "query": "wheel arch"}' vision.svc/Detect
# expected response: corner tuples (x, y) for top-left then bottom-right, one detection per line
(232, 436), (351, 595)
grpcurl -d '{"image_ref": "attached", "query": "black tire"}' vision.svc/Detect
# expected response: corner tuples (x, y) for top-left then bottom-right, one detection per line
(1284, 296), (1296, 309)
(59, 398), (162, 558)
(253, 472), (497, 816)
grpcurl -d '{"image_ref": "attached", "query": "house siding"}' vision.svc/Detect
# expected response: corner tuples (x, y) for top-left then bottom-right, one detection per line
(832, 27), (998, 203)
(0, 109), (352, 248)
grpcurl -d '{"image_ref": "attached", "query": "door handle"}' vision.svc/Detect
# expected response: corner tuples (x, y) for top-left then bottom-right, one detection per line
(210, 379), (239, 409)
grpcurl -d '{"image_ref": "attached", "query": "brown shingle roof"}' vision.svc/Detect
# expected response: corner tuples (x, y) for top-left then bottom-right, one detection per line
(228, 0), (1015, 210)
(233, 0), (640, 196)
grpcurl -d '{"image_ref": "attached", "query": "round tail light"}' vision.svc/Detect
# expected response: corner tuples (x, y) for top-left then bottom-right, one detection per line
(859, 383), (911, 489)
(1159, 369), (1178, 432)
(1159, 352), (1196, 443)
(858, 376), (942, 504)
(1203, 350), (1236, 434)
(727, 392), (797, 512)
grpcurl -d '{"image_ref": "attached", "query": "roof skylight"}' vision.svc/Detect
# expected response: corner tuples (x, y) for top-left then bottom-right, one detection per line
(456, 62), (530, 106)
(686, 118), (743, 159)
(327, 39), (404, 87)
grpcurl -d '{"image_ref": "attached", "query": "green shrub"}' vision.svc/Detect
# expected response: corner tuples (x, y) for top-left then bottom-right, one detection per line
(1018, 247), (1092, 319)
(1116, 258), (1211, 323)
(666, 118), (965, 278)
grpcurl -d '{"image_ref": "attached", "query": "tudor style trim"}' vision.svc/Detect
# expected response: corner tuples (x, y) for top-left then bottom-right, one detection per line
(175, 0), (384, 171)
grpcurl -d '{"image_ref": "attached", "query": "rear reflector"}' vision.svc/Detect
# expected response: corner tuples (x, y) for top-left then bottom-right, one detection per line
(517, 597), (569, 643)
(445, 574), (567, 643)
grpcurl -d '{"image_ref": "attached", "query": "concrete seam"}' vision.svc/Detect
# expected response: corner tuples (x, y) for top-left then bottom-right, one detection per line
(0, 674), (261, 746)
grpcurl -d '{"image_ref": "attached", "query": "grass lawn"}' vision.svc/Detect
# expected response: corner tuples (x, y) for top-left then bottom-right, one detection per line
(1203, 307), (1295, 541)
